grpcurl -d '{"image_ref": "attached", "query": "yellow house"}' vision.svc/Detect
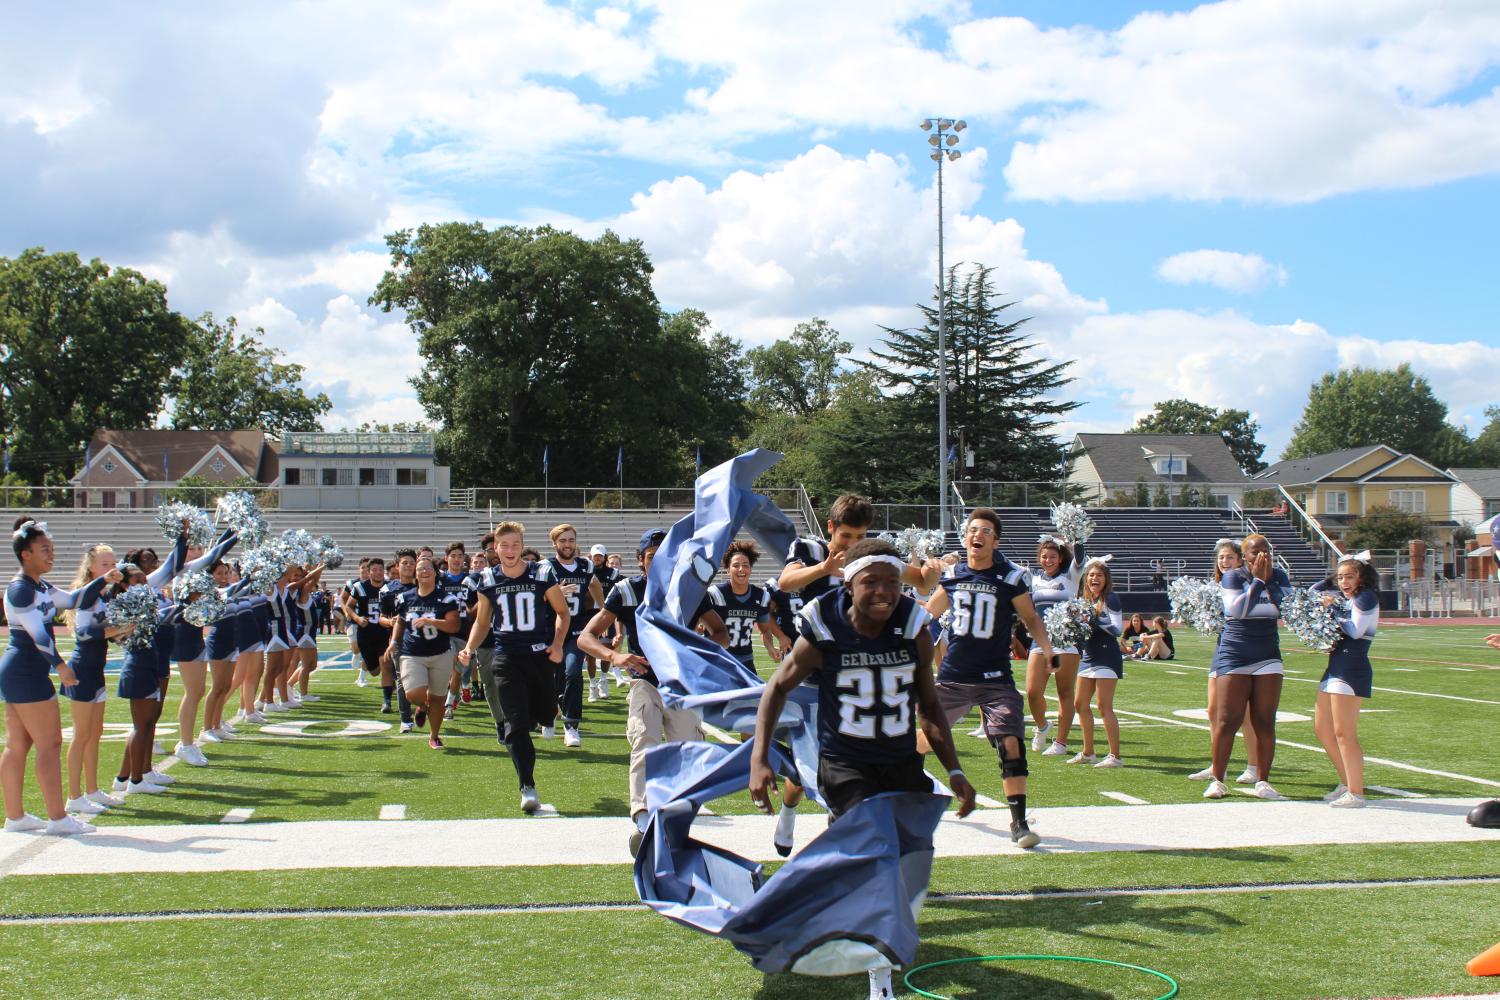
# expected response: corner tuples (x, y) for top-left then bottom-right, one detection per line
(1252, 444), (1460, 567)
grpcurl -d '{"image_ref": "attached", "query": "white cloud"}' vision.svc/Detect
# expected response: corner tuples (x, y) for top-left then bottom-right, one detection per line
(1157, 250), (1288, 294)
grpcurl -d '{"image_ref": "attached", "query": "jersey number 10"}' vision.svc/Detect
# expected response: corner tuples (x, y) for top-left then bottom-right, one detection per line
(494, 592), (537, 633)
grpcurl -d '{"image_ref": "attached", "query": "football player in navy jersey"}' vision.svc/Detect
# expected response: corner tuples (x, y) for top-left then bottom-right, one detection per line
(577, 527), (728, 854)
(390, 555), (463, 749)
(463, 552), (506, 737)
(458, 522), (570, 814)
(778, 494), (940, 605)
(750, 537), (974, 1000)
(707, 541), (790, 672)
(439, 542), (472, 720)
(345, 558), (390, 706)
(587, 544), (621, 699)
(379, 550), (419, 732)
(921, 508), (1052, 849)
(545, 524), (605, 747)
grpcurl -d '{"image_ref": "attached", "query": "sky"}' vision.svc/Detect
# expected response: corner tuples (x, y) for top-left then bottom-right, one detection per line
(2, 0), (1498, 462)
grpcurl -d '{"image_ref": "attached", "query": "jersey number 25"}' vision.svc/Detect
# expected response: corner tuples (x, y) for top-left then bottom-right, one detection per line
(835, 665), (915, 739)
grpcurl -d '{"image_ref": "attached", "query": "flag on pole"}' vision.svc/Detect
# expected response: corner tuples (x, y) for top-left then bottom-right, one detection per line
(946, 443), (958, 464)
(3, 442), (9, 475)
(695, 445), (702, 478)
(164, 449), (170, 480)
(616, 446), (623, 477)
(542, 445), (549, 478)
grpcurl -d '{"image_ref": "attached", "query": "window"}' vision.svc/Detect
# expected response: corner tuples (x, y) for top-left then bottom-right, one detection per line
(374, 468), (393, 486)
(285, 468), (301, 486)
(396, 468), (429, 486)
(1388, 489), (1426, 513)
(1150, 456), (1186, 476)
(1325, 490), (1348, 514)
(322, 468), (353, 486)
(359, 467), (376, 486)
(210, 457), (226, 474)
(1486, 499), (1500, 519)
(103, 459), (116, 474)
(1297, 493), (1309, 508)
(396, 468), (411, 486)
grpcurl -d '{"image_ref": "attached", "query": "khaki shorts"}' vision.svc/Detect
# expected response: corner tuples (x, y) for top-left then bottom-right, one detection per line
(400, 651), (454, 695)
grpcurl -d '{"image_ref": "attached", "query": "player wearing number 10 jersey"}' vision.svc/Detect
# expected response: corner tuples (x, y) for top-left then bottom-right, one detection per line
(923, 508), (1054, 849)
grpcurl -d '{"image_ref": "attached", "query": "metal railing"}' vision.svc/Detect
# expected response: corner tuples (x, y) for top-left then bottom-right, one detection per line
(953, 480), (1258, 509)
(1275, 485), (1343, 567)
(0, 484), (284, 510)
(471, 486), (811, 513)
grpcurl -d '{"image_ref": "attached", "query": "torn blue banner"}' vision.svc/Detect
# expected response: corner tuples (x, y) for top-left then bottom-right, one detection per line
(636, 738), (949, 975)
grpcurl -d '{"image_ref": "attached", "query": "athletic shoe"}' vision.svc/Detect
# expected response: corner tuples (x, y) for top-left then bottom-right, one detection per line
(145, 769), (176, 785)
(152, 741), (164, 755)
(628, 828), (645, 857)
(45, 815), (95, 835)
(111, 777), (130, 793)
(1041, 741), (1069, 757)
(87, 791), (124, 807)
(380, 703), (393, 714)
(355, 672), (368, 687)
(460, 688), (473, 704)
(220, 720), (238, 735)
(1236, 766), (1260, 785)
(3, 813), (45, 832)
(199, 729), (223, 744)
(1030, 720), (1052, 752)
(1188, 766), (1216, 781)
(262, 702), (287, 714)
(127, 779), (167, 795)
(66, 795), (108, 815)
(414, 708), (427, 730)
(1251, 781), (1285, 801)
(563, 727), (581, 748)
(300, 694), (320, 703)
(967, 724), (986, 737)
(1064, 752), (1097, 765)
(245, 711), (267, 724)
(175, 743), (208, 766)
(596, 679), (609, 700)
(214, 728), (237, 742)
(443, 704), (455, 722)
(541, 725), (555, 740)
(1329, 791), (1366, 809)
(1010, 821), (1041, 849)
(587, 685), (598, 704)
(520, 786), (540, 815)
(399, 722), (414, 734)
(428, 737), (445, 750)
(1093, 754), (1124, 769)
(1203, 780), (1229, 799)
(1322, 784), (1349, 802)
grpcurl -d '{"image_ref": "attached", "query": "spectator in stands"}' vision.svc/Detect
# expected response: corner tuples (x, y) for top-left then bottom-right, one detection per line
(1149, 561), (1167, 591)
(1270, 500), (1289, 517)
(1136, 616), (1175, 660)
(1119, 613), (1147, 655)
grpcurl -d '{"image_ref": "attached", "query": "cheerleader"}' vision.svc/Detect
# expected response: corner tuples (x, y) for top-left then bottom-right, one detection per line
(112, 534), (187, 792)
(2, 518), (107, 833)
(1205, 533), (1290, 801)
(1312, 553), (1380, 808)
(199, 560), (241, 744)
(1025, 533), (1086, 756)
(259, 570), (296, 713)
(61, 544), (129, 814)
(232, 573), (271, 725)
(1188, 540), (1261, 784)
(1068, 556), (1124, 768)
(286, 562), (326, 704)
(171, 529), (239, 766)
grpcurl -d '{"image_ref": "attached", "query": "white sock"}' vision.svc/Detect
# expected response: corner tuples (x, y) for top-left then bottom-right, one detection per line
(774, 803), (796, 845)
(868, 966), (893, 999)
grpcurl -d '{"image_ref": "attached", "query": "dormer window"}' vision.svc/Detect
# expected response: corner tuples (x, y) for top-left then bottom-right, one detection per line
(1142, 448), (1187, 477)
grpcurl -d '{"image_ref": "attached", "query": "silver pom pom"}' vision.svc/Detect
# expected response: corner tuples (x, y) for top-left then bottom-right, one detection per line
(239, 545), (288, 593)
(877, 527), (944, 560)
(1049, 502), (1095, 546)
(314, 534), (344, 569)
(107, 584), (160, 650)
(1280, 588), (1346, 652)
(155, 502), (215, 548)
(1168, 576), (1225, 636)
(1043, 598), (1093, 649)
(173, 570), (227, 627)
(279, 528), (318, 566)
(216, 491), (269, 548)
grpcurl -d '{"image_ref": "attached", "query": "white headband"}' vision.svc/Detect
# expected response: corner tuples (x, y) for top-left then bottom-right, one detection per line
(12, 520), (49, 540)
(1083, 554), (1113, 567)
(1343, 549), (1373, 564)
(1037, 533), (1068, 547)
(844, 554), (908, 581)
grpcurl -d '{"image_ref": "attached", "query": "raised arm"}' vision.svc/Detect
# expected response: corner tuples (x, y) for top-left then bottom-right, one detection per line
(147, 532), (190, 589)
(184, 528), (238, 575)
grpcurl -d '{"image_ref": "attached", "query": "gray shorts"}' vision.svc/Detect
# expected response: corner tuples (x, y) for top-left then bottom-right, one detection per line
(935, 681), (1024, 741)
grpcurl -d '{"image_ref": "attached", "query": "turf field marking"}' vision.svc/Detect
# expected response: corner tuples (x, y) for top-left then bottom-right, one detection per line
(379, 805), (406, 820)
(8, 874), (1500, 926)
(1100, 792), (1149, 805)
(1393, 667), (1419, 672)
(1142, 658), (1500, 706)
(1164, 670), (1188, 675)
(1368, 785), (1424, 798)
(1448, 667), (1476, 672)
(220, 808), (254, 823)
(700, 722), (742, 745)
(259, 719), (392, 738)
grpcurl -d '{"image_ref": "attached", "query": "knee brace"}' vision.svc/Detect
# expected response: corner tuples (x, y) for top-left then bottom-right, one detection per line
(995, 737), (1028, 779)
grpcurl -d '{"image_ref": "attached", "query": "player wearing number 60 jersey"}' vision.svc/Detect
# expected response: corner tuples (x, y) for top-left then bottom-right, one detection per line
(922, 508), (1054, 849)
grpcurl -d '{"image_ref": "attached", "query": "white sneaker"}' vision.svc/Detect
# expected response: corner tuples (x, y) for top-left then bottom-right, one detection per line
(45, 815), (95, 835)
(1322, 784), (1349, 802)
(66, 796), (107, 815)
(262, 702), (287, 714)
(541, 725), (555, 740)
(145, 769), (176, 786)
(175, 744), (208, 767)
(520, 786), (540, 814)
(1251, 781), (1285, 801)
(111, 777), (130, 793)
(1093, 754), (1124, 769)
(1330, 791), (1366, 809)
(967, 724), (986, 737)
(3, 813), (46, 832)
(245, 711), (267, 723)
(300, 693), (320, 703)
(1031, 720), (1052, 752)
(1236, 766), (1260, 785)
(563, 727), (581, 748)
(1204, 779), (1229, 799)
(199, 729), (223, 744)
(220, 720), (239, 735)
(127, 780), (167, 795)
(586, 684), (598, 703)
(596, 678), (609, 699)
(1041, 741), (1069, 756)
(1065, 752), (1097, 765)
(152, 741), (165, 755)
(355, 672), (368, 687)
(1188, 766), (1216, 781)
(88, 790), (124, 807)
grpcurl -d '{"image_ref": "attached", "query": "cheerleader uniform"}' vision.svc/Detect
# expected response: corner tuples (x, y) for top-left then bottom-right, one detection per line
(1, 574), (102, 703)
(1027, 540), (1087, 656)
(1312, 582), (1378, 698)
(1210, 567), (1292, 676)
(62, 576), (114, 703)
(252, 591), (275, 650)
(265, 585), (290, 652)
(1077, 592), (1124, 680)
(169, 531), (240, 665)
(295, 588), (318, 651)
(205, 583), (248, 663)
(118, 605), (181, 701)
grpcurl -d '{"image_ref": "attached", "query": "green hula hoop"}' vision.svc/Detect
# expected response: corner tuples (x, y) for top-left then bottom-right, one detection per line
(903, 954), (1180, 1000)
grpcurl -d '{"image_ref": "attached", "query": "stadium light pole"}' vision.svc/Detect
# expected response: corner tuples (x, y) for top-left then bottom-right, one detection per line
(920, 117), (964, 534)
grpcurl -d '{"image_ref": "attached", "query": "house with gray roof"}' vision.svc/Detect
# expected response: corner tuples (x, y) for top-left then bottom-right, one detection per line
(1067, 433), (1248, 508)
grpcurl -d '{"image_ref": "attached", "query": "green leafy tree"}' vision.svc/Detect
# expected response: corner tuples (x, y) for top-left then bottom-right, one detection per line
(1464, 405), (1500, 467)
(0, 248), (191, 481)
(348, 421), (434, 433)
(1129, 398), (1267, 474)
(1342, 504), (1430, 551)
(164, 474), (278, 509)
(746, 318), (850, 417)
(1284, 364), (1473, 464)
(371, 223), (749, 485)
(170, 314), (331, 432)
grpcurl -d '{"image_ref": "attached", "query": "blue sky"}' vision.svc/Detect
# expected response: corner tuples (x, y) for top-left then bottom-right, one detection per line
(2, 0), (1497, 461)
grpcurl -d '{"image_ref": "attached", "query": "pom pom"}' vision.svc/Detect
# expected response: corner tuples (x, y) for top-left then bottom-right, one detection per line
(314, 534), (344, 569)
(1280, 588), (1346, 652)
(106, 584), (160, 650)
(876, 527), (944, 560)
(1043, 598), (1094, 650)
(216, 491), (269, 548)
(279, 528), (318, 566)
(155, 502), (215, 548)
(1168, 576), (1225, 636)
(239, 545), (288, 592)
(1049, 502), (1095, 546)
(173, 570), (227, 628)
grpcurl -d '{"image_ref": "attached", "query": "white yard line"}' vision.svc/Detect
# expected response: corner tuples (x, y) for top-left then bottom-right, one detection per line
(378, 805), (406, 820)
(1100, 792), (1149, 805)
(700, 722), (743, 744)
(1142, 658), (1500, 706)
(1368, 785), (1424, 799)
(220, 808), (254, 824)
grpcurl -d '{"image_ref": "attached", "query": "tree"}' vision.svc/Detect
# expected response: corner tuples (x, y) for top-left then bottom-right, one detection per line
(1283, 364), (1472, 464)
(169, 314), (331, 433)
(371, 223), (749, 485)
(348, 421), (433, 433)
(746, 318), (850, 418)
(1129, 398), (1267, 474)
(1342, 505), (1430, 551)
(1467, 405), (1500, 467)
(857, 264), (1077, 501)
(0, 248), (191, 481)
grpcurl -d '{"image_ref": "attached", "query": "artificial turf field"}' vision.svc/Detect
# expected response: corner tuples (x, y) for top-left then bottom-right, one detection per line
(3, 623), (1499, 999)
